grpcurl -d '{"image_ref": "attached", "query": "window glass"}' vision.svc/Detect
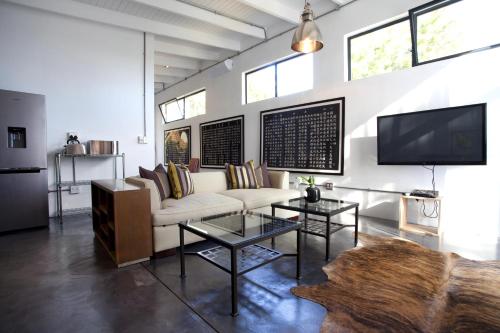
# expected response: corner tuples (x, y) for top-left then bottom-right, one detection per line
(185, 90), (206, 119)
(165, 99), (184, 123)
(415, 0), (500, 63)
(349, 19), (412, 80)
(246, 66), (276, 104)
(277, 53), (313, 97)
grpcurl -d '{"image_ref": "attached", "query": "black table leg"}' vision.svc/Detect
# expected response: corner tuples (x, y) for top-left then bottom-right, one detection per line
(271, 206), (276, 248)
(180, 226), (185, 278)
(354, 206), (359, 246)
(296, 229), (302, 280)
(325, 216), (331, 261)
(230, 248), (238, 317)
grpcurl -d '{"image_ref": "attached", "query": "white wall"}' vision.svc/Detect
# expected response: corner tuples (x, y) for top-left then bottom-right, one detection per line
(0, 2), (156, 216)
(155, 0), (500, 240)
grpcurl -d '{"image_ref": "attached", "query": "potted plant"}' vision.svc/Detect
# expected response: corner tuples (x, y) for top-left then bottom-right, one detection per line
(298, 175), (321, 203)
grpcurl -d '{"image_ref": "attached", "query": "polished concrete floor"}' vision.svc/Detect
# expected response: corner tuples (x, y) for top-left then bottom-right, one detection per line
(0, 213), (498, 333)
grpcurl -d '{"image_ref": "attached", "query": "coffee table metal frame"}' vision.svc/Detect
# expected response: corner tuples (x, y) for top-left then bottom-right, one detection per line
(178, 212), (302, 317)
(271, 198), (359, 261)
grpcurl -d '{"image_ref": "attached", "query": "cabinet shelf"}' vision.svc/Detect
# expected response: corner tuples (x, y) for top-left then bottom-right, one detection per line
(91, 179), (152, 267)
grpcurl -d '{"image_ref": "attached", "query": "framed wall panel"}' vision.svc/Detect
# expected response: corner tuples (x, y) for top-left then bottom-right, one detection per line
(164, 126), (191, 165)
(260, 98), (345, 175)
(200, 115), (244, 168)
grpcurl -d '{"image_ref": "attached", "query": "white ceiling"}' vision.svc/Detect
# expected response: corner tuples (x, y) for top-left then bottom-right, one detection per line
(4, 0), (356, 93)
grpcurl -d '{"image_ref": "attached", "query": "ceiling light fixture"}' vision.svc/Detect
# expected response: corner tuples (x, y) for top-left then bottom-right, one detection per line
(291, 1), (324, 53)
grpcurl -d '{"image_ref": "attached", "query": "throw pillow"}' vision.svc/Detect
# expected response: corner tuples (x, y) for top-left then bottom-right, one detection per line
(226, 160), (260, 189)
(167, 161), (194, 199)
(255, 161), (272, 188)
(139, 164), (171, 201)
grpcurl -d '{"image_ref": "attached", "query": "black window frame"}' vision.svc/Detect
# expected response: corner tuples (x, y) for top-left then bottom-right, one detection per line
(244, 53), (312, 104)
(159, 89), (206, 124)
(347, 0), (500, 81)
(409, 0), (500, 66)
(347, 16), (411, 81)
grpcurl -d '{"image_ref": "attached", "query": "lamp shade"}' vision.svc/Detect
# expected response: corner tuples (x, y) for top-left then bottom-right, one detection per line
(291, 3), (323, 53)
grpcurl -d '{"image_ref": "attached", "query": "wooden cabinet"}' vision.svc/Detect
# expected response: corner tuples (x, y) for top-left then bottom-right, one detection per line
(91, 179), (152, 267)
(399, 195), (442, 237)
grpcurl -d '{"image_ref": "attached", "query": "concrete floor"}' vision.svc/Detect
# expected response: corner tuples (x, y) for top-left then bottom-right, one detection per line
(0, 213), (498, 333)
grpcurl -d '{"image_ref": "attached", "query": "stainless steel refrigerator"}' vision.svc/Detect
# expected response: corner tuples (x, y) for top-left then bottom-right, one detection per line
(0, 89), (48, 232)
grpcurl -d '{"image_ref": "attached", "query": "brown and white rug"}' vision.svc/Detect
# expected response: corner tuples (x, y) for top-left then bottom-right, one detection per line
(292, 233), (500, 333)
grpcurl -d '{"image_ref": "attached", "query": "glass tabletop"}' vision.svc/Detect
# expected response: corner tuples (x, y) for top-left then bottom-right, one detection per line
(179, 211), (301, 247)
(272, 197), (359, 216)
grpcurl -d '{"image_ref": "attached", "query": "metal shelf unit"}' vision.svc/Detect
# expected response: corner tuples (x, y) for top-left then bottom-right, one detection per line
(55, 153), (125, 221)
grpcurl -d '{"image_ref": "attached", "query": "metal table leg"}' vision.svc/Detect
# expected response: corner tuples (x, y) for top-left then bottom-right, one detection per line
(354, 206), (359, 246)
(325, 216), (331, 261)
(180, 227), (186, 278)
(271, 206), (276, 248)
(231, 248), (238, 316)
(296, 229), (302, 280)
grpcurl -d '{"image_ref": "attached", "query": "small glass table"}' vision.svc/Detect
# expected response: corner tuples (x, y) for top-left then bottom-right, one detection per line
(178, 211), (302, 317)
(271, 198), (359, 261)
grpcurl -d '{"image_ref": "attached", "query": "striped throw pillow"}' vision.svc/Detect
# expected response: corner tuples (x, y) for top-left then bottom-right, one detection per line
(139, 164), (171, 200)
(226, 160), (260, 189)
(167, 161), (194, 199)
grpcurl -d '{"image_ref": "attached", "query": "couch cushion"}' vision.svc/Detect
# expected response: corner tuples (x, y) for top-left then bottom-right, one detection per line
(221, 188), (300, 209)
(152, 192), (243, 227)
(168, 161), (194, 199)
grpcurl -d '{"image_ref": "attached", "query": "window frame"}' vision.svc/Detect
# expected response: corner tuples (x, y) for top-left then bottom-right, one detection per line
(347, 0), (500, 80)
(347, 16), (410, 81)
(244, 53), (311, 104)
(159, 88), (206, 124)
(409, 0), (500, 66)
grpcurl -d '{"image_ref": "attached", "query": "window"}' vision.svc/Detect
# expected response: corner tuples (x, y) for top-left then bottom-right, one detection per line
(159, 89), (205, 124)
(348, 18), (412, 81)
(348, 0), (500, 80)
(184, 90), (206, 119)
(244, 53), (313, 104)
(410, 0), (500, 65)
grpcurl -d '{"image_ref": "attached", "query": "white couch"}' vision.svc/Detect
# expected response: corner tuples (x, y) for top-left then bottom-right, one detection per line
(127, 170), (300, 253)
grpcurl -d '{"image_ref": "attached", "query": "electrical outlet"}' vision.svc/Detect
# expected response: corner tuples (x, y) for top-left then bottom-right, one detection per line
(70, 185), (80, 194)
(138, 136), (148, 144)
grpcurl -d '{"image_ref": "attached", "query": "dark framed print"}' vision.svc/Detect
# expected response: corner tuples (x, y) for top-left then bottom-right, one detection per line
(200, 115), (244, 168)
(260, 98), (345, 175)
(164, 125), (191, 165)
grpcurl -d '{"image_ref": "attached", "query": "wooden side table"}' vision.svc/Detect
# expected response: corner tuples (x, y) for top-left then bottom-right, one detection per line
(91, 179), (152, 267)
(399, 195), (442, 236)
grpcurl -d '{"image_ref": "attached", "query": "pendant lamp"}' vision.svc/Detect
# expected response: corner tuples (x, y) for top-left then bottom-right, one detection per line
(291, 2), (324, 53)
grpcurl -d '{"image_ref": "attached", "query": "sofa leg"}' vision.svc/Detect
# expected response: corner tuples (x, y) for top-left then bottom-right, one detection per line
(152, 248), (177, 259)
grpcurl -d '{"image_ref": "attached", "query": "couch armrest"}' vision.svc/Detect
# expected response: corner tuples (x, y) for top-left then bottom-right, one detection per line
(268, 171), (289, 190)
(126, 176), (161, 212)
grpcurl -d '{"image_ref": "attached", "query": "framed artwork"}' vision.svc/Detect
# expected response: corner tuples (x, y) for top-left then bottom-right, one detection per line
(200, 115), (244, 168)
(164, 126), (191, 165)
(260, 98), (345, 175)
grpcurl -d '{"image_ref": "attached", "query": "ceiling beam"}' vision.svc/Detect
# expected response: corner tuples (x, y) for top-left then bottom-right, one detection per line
(154, 54), (200, 70)
(132, 0), (265, 39)
(155, 40), (220, 61)
(330, 0), (349, 5)
(155, 75), (177, 84)
(155, 66), (194, 78)
(236, 0), (299, 24)
(5, 0), (241, 51)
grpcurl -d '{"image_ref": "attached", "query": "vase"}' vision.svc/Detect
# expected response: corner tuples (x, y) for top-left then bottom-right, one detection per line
(305, 186), (321, 203)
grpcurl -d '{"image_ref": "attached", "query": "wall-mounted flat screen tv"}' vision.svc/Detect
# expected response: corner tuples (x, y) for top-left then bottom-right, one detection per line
(377, 104), (487, 165)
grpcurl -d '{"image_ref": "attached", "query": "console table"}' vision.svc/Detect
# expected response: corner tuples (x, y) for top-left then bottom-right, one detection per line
(399, 195), (442, 236)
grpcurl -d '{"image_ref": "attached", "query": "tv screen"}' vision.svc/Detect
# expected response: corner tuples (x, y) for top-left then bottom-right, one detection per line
(377, 104), (487, 165)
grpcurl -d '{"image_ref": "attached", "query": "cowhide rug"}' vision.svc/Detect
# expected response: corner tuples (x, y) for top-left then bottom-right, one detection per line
(292, 233), (500, 333)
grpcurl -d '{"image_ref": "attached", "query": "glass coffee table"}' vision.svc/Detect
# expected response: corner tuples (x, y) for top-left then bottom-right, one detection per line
(178, 211), (302, 317)
(271, 198), (359, 261)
